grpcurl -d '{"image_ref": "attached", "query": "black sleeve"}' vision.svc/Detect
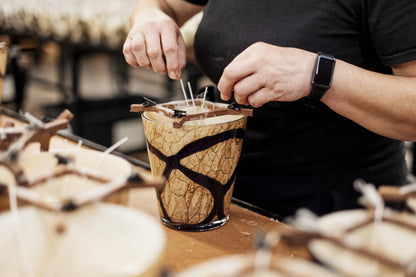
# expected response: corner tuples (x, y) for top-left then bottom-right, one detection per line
(365, 0), (416, 66)
(183, 0), (208, 6)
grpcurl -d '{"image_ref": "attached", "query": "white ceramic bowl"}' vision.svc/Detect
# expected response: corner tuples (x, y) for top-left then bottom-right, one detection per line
(177, 254), (338, 277)
(0, 203), (165, 277)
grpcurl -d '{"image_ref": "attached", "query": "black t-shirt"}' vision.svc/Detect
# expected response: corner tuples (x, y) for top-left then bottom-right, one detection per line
(184, 0), (416, 217)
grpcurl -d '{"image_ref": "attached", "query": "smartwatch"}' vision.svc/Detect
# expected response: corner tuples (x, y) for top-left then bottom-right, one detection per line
(305, 52), (336, 107)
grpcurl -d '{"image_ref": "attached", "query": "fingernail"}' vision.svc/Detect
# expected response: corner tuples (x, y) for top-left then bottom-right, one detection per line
(169, 71), (179, 79)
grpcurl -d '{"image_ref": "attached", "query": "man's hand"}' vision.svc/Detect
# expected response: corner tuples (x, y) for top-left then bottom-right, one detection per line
(218, 42), (317, 107)
(123, 8), (187, 80)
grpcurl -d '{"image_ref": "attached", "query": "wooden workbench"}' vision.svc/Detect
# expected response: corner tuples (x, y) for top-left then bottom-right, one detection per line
(129, 188), (309, 273)
(0, 110), (310, 274)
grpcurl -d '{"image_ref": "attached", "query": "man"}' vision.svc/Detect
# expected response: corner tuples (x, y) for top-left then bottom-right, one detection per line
(123, 0), (416, 218)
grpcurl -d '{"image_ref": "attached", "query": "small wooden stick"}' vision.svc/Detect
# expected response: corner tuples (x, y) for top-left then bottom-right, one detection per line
(13, 185), (63, 212)
(0, 129), (24, 151)
(64, 178), (128, 211)
(279, 226), (406, 272)
(60, 172), (164, 211)
(59, 173), (164, 211)
(342, 209), (416, 234)
(0, 109), (165, 213)
(230, 256), (312, 277)
(6, 163), (164, 211)
(1, 150), (165, 213)
(27, 166), (110, 188)
(378, 185), (416, 202)
(25, 109), (74, 151)
(131, 99), (253, 128)
(280, 209), (416, 274)
(0, 109), (73, 151)
(3, 121), (15, 128)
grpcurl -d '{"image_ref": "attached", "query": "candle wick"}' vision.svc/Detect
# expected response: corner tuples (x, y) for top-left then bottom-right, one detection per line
(76, 139), (83, 150)
(95, 137), (128, 169)
(8, 184), (36, 277)
(202, 86), (208, 109)
(180, 79), (189, 106)
(187, 81), (196, 112)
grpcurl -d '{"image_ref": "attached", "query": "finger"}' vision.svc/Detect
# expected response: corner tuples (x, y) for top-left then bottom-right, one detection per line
(129, 32), (152, 68)
(247, 87), (274, 108)
(122, 37), (139, 67)
(145, 32), (167, 74)
(234, 94), (250, 106)
(160, 27), (181, 79)
(218, 59), (256, 101)
(233, 73), (264, 102)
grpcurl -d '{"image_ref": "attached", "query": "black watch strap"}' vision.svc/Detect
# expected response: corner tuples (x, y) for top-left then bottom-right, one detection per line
(309, 85), (328, 100)
(304, 52), (336, 107)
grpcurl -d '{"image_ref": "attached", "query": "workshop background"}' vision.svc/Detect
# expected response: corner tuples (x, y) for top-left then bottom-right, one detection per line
(0, 0), (414, 173)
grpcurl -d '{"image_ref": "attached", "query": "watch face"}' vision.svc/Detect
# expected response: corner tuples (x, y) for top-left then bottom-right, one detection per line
(314, 56), (335, 88)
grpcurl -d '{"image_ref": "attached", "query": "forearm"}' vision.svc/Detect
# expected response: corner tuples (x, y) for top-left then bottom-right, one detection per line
(130, 0), (202, 27)
(322, 60), (416, 141)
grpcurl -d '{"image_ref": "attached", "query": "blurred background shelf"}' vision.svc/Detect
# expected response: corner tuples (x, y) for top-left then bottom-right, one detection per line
(0, 0), (210, 159)
(2, 39), (211, 160)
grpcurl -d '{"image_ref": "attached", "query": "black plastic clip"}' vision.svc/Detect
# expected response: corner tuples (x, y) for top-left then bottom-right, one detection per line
(254, 231), (269, 251)
(9, 150), (20, 163)
(127, 172), (144, 182)
(173, 109), (186, 118)
(0, 183), (6, 193)
(227, 102), (241, 111)
(61, 200), (77, 212)
(54, 154), (73, 165)
(142, 97), (157, 107)
(41, 116), (54, 123)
